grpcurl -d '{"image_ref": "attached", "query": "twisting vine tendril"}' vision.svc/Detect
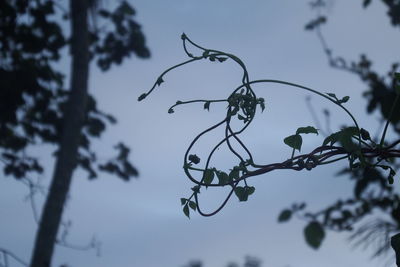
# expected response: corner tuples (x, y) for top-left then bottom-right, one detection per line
(138, 34), (400, 218)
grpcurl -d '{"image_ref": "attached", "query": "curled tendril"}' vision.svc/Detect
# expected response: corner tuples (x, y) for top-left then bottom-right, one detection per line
(139, 34), (400, 218)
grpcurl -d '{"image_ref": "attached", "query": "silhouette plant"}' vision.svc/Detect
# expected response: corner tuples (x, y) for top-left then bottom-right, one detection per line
(138, 34), (400, 250)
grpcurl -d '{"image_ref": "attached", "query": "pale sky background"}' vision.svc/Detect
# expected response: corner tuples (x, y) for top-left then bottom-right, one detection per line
(1, 1), (400, 267)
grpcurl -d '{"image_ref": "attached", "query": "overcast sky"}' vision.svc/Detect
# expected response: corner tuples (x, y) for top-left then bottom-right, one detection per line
(1, 1), (400, 267)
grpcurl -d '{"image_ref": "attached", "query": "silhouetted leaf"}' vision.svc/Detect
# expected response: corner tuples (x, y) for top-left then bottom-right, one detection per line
(183, 204), (190, 218)
(246, 186), (255, 195)
(327, 93), (337, 98)
(339, 127), (359, 152)
(284, 134), (302, 151)
(203, 169), (214, 185)
(217, 57), (227, 62)
(138, 93), (147, 101)
(363, 0), (372, 8)
(304, 221), (325, 249)
(204, 101), (210, 111)
(234, 186), (248, 201)
(188, 154), (200, 164)
(360, 128), (371, 140)
(156, 77), (164, 86)
(180, 198), (187, 205)
(229, 168), (240, 181)
(189, 201), (197, 211)
(238, 114), (247, 122)
(119, 1), (135, 15)
(323, 132), (340, 146)
(389, 169), (396, 184)
(338, 96), (350, 104)
(216, 171), (229, 185)
(98, 9), (111, 18)
(296, 126), (318, 135)
(191, 185), (200, 194)
(395, 72), (400, 94)
(391, 233), (400, 264)
(278, 209), (292, 222)
(234, 186), (255, 202)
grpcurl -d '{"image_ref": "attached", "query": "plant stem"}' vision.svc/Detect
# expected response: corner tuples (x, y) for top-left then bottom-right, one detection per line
(380, 93), (400, 147)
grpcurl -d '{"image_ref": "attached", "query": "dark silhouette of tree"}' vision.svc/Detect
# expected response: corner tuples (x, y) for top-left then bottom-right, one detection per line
(275, 0), (400, 261)
(0, 0), (149, 266)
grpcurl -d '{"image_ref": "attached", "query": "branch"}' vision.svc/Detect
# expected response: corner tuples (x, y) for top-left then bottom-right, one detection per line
(0, 248), (28, 267)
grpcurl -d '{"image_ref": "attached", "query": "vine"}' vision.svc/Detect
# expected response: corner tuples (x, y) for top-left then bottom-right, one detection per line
(138, 34), (400, 221)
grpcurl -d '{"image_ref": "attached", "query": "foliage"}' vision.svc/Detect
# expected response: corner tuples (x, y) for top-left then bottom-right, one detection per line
(0, 0), (150, 265)
(0, 0), (149, 182)
(139, 33), (400, 241)
(276, 0), (400, 257)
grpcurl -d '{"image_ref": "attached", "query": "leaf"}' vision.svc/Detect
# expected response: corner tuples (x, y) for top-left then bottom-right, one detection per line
(216, 171), (229, 185)
(119, 1), (135, 15)
(354, 177), (368, 199)
(156, 77), (164, 86)
(138, 93), (147, 101)
(260, 101), (265, 112)
(204, 101), (210, 111)
(217, 57), (227, 62)
(284, 134), (302, 151)
(191, 185), (200, 194)
(322, 132), (340, 146)
(395, 72), (400, 94)
(246, 186), (255, 195)
(296, 126), (319, 135)
(326, 93), (337, 98)
(338, 96), (350, 104)
(180, 198), (187, 205)
(234, 186), (255, 202)
(188, 154), (200, 164)
(189, 201), (197, 211)
(304, 221), (325, 249)
(339, 127), (359, 152)
(391, 233), (400, 261)
(229, 168), (240, 181)
(183, 204), (190, 218)
(389, 169), (396, 185)
(98, 9), (111, 17)
(203, 169), (214, 185)
(304, 16), (327, 31)
(234, 186), (248, 202)
(238, 114), (246, 121)
(363, 0), (371, 8)
(278, 209), (292, 222)
(360, 128), (371, 140)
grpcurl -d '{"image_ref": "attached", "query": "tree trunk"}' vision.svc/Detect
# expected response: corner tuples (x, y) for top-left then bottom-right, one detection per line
(30, 1), (90, 266)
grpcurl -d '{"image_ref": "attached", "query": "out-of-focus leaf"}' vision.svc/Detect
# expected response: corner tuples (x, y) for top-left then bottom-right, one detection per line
(304, 221), (325, 249)
(278, 209), (292, 222)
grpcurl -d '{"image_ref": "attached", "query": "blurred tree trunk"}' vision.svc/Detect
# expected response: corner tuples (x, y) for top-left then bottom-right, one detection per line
(30, 0), (90, 266)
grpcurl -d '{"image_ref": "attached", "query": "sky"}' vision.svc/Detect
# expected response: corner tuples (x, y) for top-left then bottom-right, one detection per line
(1, 0), (400, 267)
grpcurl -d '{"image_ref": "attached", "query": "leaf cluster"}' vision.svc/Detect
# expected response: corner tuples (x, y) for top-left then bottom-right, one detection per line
(0, 0), (149, 181)
(138, 35), (400, 235)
